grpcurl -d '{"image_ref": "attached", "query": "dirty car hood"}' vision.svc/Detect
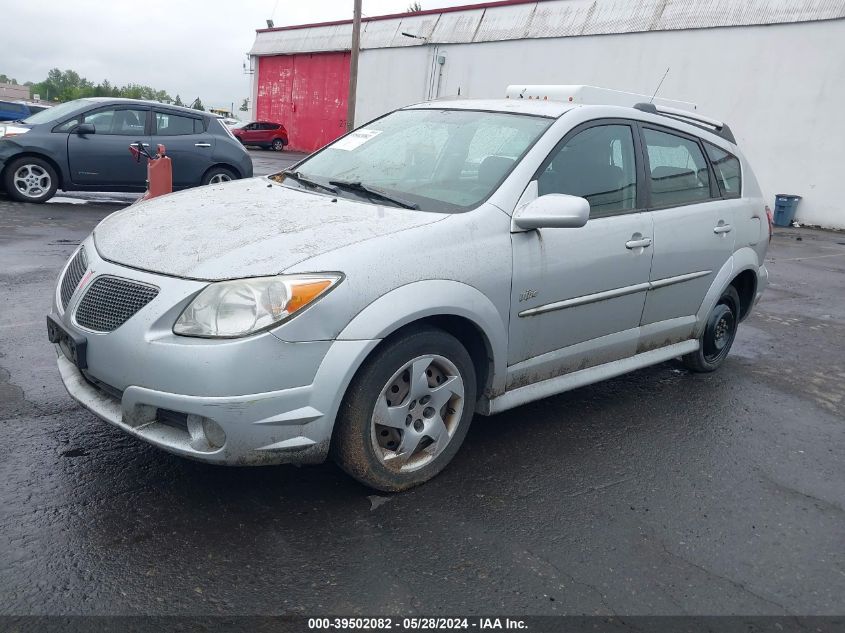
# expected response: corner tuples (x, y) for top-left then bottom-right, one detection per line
(94, 178), (443, 280)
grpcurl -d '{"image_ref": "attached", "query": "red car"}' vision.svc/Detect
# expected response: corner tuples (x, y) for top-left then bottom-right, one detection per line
(231, 121), (289, 151)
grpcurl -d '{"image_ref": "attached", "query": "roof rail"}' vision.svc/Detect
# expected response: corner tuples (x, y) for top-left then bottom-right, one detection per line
(634, 102), (736, 144)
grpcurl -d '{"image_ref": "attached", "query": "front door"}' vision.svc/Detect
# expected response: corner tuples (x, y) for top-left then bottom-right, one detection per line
(152, 110), (213, 187)
(508, 121), (654, 388)
(637, 125), (737, 348)
(67, 105), (150, 187)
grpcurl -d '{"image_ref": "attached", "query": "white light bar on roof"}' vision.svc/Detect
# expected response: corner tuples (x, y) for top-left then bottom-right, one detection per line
(505, 85), (697, 112)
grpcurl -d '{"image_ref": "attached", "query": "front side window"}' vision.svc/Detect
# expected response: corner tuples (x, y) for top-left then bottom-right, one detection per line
(155, 112), (198, 136)
(281, 109), (552, 212)
(704, 142), (741, 198)
(59, 108), (148, 135)
(538, 124), (638, 217)
(644, 128), (712, 207)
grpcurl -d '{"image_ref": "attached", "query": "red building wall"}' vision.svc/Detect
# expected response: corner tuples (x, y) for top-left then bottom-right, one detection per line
(256, 52), (350, 153)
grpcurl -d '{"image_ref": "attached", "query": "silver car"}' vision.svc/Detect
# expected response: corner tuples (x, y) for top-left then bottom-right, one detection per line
(49, 89), (770, 490)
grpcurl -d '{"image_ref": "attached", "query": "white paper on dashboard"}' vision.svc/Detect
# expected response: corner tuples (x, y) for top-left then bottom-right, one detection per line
(332, 129), (382, 151)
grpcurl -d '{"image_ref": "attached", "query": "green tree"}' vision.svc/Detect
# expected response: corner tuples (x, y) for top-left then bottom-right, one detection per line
(174, 94), (184, 107)
(407, 2), (422, 11)
(239, 98), (249, 112)
(191, 97), (205, 111)
(0, 74), (18, 85)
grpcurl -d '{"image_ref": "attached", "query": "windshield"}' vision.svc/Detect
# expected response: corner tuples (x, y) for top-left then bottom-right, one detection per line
(276, 108), (552, 212)
(231, 120), (250, 129)
(22, 99), (92, 125)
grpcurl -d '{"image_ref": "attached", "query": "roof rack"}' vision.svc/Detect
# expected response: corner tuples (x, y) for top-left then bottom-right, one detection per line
(634, 102), (736, 144)
(505, 84), (697, 111)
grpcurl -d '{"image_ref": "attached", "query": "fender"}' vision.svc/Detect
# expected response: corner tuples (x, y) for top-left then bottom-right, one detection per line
(337, 279), (509, 396)
(694, 246), (760, 337)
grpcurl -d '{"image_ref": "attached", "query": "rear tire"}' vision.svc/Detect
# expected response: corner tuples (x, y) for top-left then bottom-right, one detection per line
(3, 156), (58, 203)
(332, 327), (477, 492)
(201, 166), (236, 186)
(683, 286), (741, 373)
(271, 138), (285, 151)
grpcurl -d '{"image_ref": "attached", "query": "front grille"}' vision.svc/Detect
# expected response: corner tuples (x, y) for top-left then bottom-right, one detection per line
(60, 247), (88, 309)
(74, 276), (159, 332)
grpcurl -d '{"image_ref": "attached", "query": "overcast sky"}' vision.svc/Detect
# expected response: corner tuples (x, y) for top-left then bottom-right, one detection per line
(1, 0), (468, 110)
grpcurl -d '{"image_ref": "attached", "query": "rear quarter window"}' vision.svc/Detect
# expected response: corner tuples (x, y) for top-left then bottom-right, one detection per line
(704, 142), (742, 198)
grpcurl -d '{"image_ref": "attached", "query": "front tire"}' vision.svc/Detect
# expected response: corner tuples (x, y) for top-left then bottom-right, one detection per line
(683, 286), (741, 373)
(332, 327), (477, 491)
(271, 138), (285, 151)
(4, 157), (58, 203)
(201, 166), (236, 186)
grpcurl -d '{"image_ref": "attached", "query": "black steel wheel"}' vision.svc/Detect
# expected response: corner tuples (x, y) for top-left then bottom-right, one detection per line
(683, 286), (741, 373)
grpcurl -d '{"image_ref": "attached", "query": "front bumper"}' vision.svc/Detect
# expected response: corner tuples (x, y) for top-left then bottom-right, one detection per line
(56, 336), (376, 465)
(52, 236), (378, 465)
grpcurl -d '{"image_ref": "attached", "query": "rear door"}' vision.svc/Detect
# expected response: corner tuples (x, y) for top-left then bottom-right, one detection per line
(66, 105), (150, 187)
(637, 124), (736, 348)
(152, 110), (213, 187)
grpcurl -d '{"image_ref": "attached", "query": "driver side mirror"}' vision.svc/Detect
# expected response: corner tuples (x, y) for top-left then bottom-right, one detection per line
(74, 123), (96, 136)
(512, 193), (590, 231)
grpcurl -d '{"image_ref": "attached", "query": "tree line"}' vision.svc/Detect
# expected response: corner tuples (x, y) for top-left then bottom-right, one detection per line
(1, 69), (205, 111)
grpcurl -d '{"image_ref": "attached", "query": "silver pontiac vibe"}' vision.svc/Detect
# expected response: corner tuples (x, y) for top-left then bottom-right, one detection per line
(49, 92), (769, 491)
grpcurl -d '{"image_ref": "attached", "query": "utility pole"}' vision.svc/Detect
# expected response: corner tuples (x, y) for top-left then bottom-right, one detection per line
(346, 0), (362, 132)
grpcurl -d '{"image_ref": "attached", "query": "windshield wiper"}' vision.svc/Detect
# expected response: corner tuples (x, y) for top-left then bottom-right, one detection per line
(328, 180), (419, 210)
(282, 170), (338, 194)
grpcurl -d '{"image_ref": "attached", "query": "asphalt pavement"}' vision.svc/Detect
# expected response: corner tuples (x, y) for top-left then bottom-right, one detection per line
(0, 154), (843, 616)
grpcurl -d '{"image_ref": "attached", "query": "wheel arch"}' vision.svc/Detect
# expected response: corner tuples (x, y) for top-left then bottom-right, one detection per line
(694, 247), (761, 336)
(337, 280), (509, 404)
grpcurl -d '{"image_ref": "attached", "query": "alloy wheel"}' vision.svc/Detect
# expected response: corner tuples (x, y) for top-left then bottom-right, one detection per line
(370, 354), (465, 473)
(208, 173), (232, 184)
(13, 164), (52, 199)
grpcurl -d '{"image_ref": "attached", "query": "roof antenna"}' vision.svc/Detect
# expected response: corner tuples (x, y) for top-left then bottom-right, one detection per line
(649, 67), (670, 103)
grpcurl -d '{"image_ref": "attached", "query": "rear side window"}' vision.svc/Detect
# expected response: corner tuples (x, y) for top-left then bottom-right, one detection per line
(194, 118), (206, 133)
(704, 142), (741, 198)
(643, 128), (712, 208)
(155, 112), (198, 136)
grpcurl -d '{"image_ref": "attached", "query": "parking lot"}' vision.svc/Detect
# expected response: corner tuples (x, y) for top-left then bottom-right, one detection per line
(0, 148), (843, 616)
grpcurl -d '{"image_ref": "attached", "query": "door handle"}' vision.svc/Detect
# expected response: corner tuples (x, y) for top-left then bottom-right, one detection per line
(194, 143), (211, 148)
(625, 237), (652, 249)
(713, 224), (733, 234)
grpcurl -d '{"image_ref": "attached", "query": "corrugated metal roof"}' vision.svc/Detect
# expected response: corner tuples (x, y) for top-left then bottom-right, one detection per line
(250, 0), (845, 56)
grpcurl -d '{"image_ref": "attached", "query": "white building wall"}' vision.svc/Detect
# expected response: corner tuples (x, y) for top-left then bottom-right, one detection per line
(356, 20), (845, 228)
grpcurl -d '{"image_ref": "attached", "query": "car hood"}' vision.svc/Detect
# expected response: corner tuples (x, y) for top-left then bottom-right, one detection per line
(94, 178), (445, 280)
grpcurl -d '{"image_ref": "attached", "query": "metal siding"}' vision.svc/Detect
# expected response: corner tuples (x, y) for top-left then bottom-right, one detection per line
(256, 53), (350, 152)
(250, 0), (845, 54)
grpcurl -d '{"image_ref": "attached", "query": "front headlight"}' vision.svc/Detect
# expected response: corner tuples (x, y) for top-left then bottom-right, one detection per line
(0, 125), (30, 139)
(173, 274), (342, 338)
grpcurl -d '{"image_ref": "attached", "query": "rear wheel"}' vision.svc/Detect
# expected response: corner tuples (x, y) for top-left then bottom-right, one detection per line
(201, 166), (236, 186)
(683, 286), (741, 372)
(4, 157), (58, 203)
(271, 138), (285, 151)
(332, 327), (476, 491)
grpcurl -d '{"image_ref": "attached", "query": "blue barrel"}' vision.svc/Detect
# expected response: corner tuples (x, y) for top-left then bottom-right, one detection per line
(773, 194), (802, 227)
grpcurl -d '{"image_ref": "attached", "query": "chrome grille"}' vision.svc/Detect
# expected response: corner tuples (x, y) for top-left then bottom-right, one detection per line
(60, 247), (87, 309)
(74, 276), (159, 332)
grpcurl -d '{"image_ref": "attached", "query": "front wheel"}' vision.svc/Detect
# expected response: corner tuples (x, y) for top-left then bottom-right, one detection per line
(201, 166), (236, 186)
(683, 286), (741, 372)
(271, 138), (285, 151)
(3, 157), (58, 203)
(332, 327), (477, 491)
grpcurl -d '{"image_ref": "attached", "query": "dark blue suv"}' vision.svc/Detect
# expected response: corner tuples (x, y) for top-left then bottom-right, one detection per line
(0, 98), (253, 203)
